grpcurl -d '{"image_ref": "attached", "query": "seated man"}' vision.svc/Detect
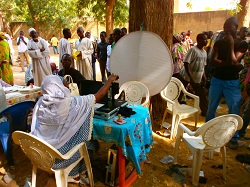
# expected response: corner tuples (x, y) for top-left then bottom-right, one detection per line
(58, 54), (85, 86)
(25, 64), (34, 86)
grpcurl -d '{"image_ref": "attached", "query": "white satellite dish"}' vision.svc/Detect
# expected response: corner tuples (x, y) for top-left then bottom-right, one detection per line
(110, 31), (173, 96)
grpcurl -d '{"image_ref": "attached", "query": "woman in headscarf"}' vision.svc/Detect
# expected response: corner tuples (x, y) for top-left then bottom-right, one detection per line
(30, 74), (118, 184)
(0, 32), (14, 85)
(172, 33), (184, 78)
(0, 83), (7, 112)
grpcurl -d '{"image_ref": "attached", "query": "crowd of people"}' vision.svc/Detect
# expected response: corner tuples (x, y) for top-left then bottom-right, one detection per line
(172, 18), (249, 150)
(0, 26), (125, 184)
(0, 17), (250, 184)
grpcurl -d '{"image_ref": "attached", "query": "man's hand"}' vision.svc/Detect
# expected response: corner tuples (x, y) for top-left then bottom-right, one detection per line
(224, 33), (234, 46)
(40, 47), (45, 52)
(190, 81), (199, 90)
(107, 73), (119, 83)
(77, 51), (82, 57)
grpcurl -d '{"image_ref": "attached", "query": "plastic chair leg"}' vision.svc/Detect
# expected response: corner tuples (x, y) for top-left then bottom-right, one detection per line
(31, 166), (37, 187)
(0, 134), (8, 155)
(3, 135), (14, 166)
(194, 113), (198, 129)
(173, 128), (183, 163)
(170, 114), (177, 140)
(207, 150), (214, 159)
(222, 146), (227, 180)
(55, 170), (67, 187)
(172, 115), (180, 140)
(82, 144), (94, 187)
(192, 149), (203, 186)
(161, 107), (168, 128)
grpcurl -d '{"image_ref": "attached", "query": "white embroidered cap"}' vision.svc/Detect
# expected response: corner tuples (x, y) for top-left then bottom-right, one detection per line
(29, 28), (36, 33)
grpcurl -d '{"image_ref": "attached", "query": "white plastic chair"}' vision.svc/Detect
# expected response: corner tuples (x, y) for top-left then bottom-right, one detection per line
(12, 131), (94, 187)
(173, 114), (243, 186)
(160, 77), (199, 139)
(116, 81), (150, 106)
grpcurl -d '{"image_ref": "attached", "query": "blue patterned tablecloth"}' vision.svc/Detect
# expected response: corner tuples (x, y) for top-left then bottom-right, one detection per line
(92, 105), (153, 174)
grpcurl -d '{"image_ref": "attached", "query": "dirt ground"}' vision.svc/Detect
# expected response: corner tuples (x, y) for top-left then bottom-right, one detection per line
(1, 44), (250, 187)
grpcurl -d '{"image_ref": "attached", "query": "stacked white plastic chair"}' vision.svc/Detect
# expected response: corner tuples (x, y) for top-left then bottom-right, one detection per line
(173, 114), (243, 186)
(116, 81), (150, 107)
(160, 77), (199, 139)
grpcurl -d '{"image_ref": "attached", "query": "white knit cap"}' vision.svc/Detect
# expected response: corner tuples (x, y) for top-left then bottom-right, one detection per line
(29, 28), (36, 33)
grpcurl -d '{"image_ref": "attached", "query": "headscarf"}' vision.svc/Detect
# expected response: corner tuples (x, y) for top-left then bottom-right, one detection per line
(4, 34), (11, 41)
(29, 28), (36, 34)
(0, 32), (6, 40)
(0, 84), (7, 112)
(31, 75), (95, 149)
(173, 34), (183, 42)
(38, 75), (71, 125)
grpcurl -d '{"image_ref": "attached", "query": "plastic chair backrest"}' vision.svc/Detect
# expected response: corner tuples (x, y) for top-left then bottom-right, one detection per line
(195, 114), (243, 149)
(119, 81), (150, 106)
(12, 131), (63, 173)
(161, 77), (184, 102)
(0, 101), (36, 132)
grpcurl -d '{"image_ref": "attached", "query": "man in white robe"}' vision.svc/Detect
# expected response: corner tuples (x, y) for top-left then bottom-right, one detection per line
(27, 28), (52, 86)
(75, 26), (93, 80)
(59, 28), (72, 70)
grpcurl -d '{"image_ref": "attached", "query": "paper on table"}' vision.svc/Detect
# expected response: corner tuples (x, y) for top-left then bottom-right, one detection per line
(3, 87), (18, 93)
(94, 103), (104, 110)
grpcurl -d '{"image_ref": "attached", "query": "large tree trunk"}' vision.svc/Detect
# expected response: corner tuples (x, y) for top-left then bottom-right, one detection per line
(237, 0), (250, 28)
(26, 0), (39, 31)
(0, 11), (11, 34)
(106, 0), (115, 35)
(129, 0), (174, 125)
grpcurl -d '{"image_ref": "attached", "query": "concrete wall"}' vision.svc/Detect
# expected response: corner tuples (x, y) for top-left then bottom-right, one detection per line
(10, 22), (30, 40)
(173, 10), (231, 41)
(9, 10), (231, 43)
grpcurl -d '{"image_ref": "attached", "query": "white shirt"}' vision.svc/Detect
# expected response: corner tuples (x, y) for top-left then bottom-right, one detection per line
(17, 36), (29, 52)
(59, 38), (72, 62)
(180, 46), (207, 83)
(59, 38), (72, 69)
(106, 45), (112, 72)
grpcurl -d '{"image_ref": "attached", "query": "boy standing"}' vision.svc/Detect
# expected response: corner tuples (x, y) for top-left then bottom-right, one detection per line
(97, 31), (109, 82)
(51, 34), (59, 54)
(179, 33), (208, 115)
(59, 28), (72, 70)
(17, 31), (30, 72)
